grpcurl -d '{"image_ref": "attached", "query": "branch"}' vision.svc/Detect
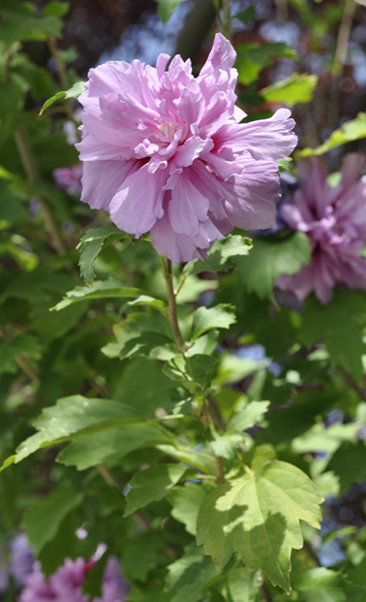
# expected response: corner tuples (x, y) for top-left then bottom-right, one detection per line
(14, 128), (67, 257)
(162, 258), (187, 354)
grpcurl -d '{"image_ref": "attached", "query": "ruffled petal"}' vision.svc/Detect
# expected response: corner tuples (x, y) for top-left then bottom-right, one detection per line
(80, 160), (138, 210)
(109, 163), (166, 237)
(224, 157), (280, 230)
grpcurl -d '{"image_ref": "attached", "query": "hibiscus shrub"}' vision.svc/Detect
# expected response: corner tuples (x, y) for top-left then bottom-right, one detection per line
(1, 1), (366, 601)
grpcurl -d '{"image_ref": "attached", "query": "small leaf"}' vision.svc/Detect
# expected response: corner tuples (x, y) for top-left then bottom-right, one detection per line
(190, 304), (236, 340)
(236, 232), (311, 299)
(164, 354), (218, 395)
(326, 441), (366, 495)
(58, 424), (175, 470)
(196, 446), (323, 593)
(234, 7), (256, 23)
(165, 544), (219, 602)
(298, 112), (366, 158)
(39, 80), (85, 115)
(42, 1), (69, 17)
(6, 395), (143, 466)
(293, 567), (362, 602)
(261, 73), (318, 107)
(236, 43), (297, 86)
(184, 234), (252, 276)
(301, 290), (366, 382)
(167, 482), (211, 535)
(22, 485), (83, 555)
(77, 226), (128, 285)
(52, 278), (143, 310)
(124, 464), (186, 516)
(155, 0), (186, 22)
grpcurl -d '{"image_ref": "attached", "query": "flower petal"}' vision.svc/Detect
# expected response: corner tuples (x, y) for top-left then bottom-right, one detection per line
(109, 163), (166, 237)
(80, 160), (138, 210)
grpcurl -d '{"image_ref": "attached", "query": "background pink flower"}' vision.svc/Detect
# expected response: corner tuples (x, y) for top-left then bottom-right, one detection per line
(19, 556), (129, 602)
(76, 33), (297, 263)
(276, 154), (366, 304)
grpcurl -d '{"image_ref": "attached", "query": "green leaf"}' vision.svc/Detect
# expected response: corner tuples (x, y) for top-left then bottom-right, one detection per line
(190, 304), (236, 340)
(77, 226), (128, 285)
(228, 400), (270, 433)
(211, 401), (270, 460)
(3, 395), (143, 467)
(42, 1), (69, 17)
(0, 334), (41, 377)
(221, 565), (260, 602)
(184, 235), (252, 276)
(124, 464), (186, 516)
(234, 7), (256, 24)
(164, 354), (218, 395)
(58, 424), (175, 470)
(325, 441), (366, 495)
(261, 73), (318, 107)
(301, 290), (366, 382)
(155, 0), (186, 22)
(236, 43), (297, 86)
(123, 531), (166, 581)
(52, 278), (143, 310)
(166, 482), (211, 535)
(196, 446), (323, 593)
(215, 353), (270, 385)
(38, 509), (80, 576)
(102, 308), (173, 360)
(166, 544), (219, 602)
(298, 112), (366, 158)
(39, 80), (85, 115)
(291, 421), (359, 455)
(0, 0), (64, 48)
(293, 567), (361, 602)
(236, 232), (311, 299)
(22, 485), (83, 555)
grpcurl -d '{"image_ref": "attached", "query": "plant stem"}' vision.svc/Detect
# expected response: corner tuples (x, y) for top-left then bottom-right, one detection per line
(14, 128), (67, 257)
(215, 456), (226, 485)
(162, 258), (187, 354)
(328, 0), (356, 130)
(0, 327), (40, 386)
(221, 0), (231, 38)
(47, 36), (74, 121)
(260, 582), (272, 601)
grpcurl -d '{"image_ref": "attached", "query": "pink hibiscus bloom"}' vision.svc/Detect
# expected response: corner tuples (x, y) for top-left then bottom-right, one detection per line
(76, 33), (297, 263)
(19, 557), (90, 602)
(19, 556), (129, 602)
(276, 154), (366, 304)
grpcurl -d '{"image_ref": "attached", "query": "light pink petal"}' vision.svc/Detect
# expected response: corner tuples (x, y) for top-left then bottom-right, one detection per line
(109, 163), (166, 237)
(80, 160), (138, 210)
(168, 171), (210, 236)
(174, 136), (212, 168)
(199, 33), (237, 76)
(216, 108), (297, 161)
(156, 53), (170, 79)
(224, 158), (280, 230)
(338, 152), (365, 195)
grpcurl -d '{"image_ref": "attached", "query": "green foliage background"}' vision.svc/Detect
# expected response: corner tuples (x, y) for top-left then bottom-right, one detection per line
(1, 0), (366, 600)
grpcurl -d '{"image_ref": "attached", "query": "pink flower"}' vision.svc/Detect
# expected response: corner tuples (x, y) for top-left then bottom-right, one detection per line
(94, 557), (130, 602)
(19, 556), (129, 602)
(19, 557), (90, 602)
(76, 33), (297, 263)
(276, 154), (366, 304)
(53, 165), (83, 196)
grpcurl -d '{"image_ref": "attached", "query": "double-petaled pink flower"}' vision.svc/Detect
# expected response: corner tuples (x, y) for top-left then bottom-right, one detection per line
(76, 33), (297, 263)
(276, 154), (366, 304)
